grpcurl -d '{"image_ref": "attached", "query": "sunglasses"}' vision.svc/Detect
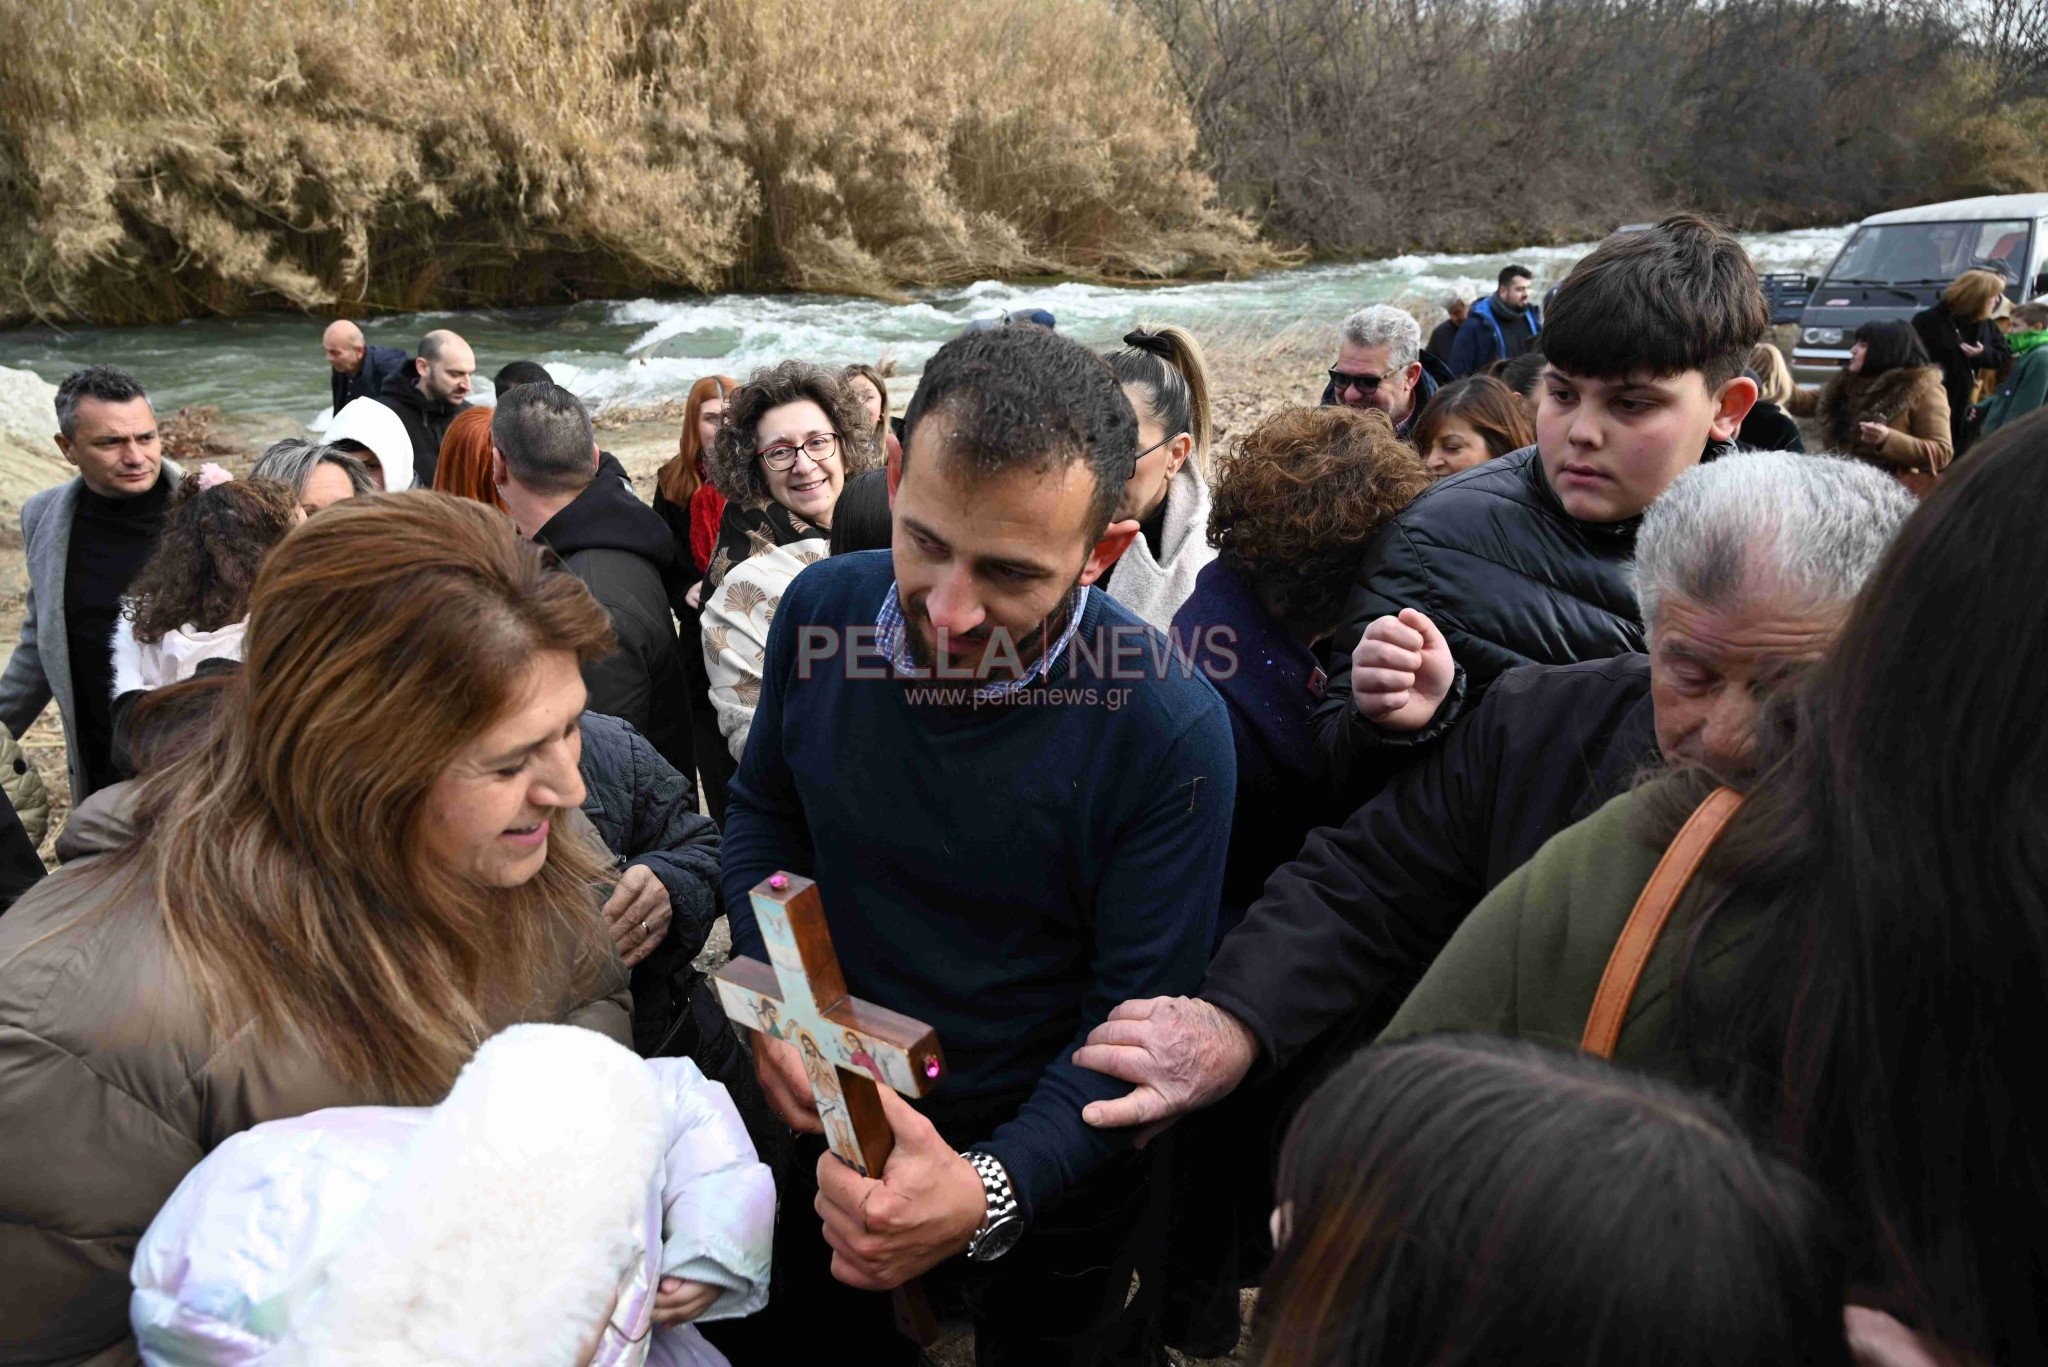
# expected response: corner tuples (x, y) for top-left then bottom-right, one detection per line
(1329, 368), (1391, 395)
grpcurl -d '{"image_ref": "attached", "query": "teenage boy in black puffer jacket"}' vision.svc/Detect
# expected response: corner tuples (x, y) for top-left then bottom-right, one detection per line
(1312, 213), (1770, 794)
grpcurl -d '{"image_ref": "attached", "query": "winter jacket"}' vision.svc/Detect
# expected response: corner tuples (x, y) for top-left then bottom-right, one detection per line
(1426, 316), (1462, 362)
(1736, 398), (1805, 452)
(1169, 559), (1349, 941)
(375, 366), (468, 488)
(323, 396), (416, 492)
(130, 1025), (772, 1367)
(1787, 366), (1952, 476)
(1101, 462), (1218, 631)
(1381, 786), (1753, 1069)
(1448, 295), (1542, 378)
(1979, 332), (2048, 438)
(328, 343), (409, 418)
(1310, 445), (1646, 793)
(0, 785), (632, 1366)
(578, 710), (722, 1057)
(1319, 350), (1455, 439)
(702, 539), (827, 763)
(1204, 656), (1653, 1070)
(535, 476), (695, 778)
(0, 785), (41, 914)
(1913, 303), (2010, 453)
(0, 463), (183, 801)
(0, 725), (50, 849)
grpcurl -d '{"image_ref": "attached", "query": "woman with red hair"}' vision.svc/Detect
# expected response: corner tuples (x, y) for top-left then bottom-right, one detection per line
(653, 375), (738, 594)
(430, 405), (508, 513)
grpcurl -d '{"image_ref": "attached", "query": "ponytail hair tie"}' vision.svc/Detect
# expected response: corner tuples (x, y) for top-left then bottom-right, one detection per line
(1123, 329), (1176, 361)
(195, 463), (235, 491)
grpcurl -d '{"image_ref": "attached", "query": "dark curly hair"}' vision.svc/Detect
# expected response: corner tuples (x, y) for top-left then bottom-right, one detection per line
(707, 361), (878, 507)
(124, 475), (301, 644)
(1209, 406), (1430, 638)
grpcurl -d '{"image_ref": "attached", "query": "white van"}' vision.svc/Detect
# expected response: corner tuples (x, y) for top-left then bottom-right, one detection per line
(1790, 193), (2048, 383)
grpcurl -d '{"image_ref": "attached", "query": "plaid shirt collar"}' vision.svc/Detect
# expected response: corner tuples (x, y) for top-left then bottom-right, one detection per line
(874, 582), (1090, 698)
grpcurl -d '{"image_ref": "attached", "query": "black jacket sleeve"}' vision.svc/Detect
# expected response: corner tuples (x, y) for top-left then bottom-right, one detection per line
(618, 724), (723, 962)
(0, 794), (43, 915)
(1206, 687), (1501, 1068)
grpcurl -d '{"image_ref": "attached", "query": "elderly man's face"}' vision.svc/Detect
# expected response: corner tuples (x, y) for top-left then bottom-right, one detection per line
(1650, 591), (1840, 782)
(1331, 340), (1422, 426)
(323, 324), (365, 375)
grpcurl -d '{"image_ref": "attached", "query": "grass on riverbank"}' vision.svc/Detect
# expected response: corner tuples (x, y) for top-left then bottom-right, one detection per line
(0, 0), (1274, 328)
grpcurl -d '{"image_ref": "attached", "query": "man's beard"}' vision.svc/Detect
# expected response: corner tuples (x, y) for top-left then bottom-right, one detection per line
(905, 577), (1082, 681)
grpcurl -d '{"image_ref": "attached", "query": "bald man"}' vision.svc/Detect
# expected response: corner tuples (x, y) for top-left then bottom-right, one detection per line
(376, 328), (476, 487)
(322, 320), (409, 418)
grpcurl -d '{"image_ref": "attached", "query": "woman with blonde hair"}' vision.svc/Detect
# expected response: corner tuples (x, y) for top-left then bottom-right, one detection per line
(1736, 342), (1805, 452)
(1913, 268), (2012, 456)
(430, 405), (508, 513)
(1101, 324), (1217, 628)
(0, 493), (632, 1364)
(653, 374), (739, 588)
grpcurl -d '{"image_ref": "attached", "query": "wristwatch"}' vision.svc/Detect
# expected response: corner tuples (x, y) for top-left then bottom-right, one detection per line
(960, 1150), (1024, 1262)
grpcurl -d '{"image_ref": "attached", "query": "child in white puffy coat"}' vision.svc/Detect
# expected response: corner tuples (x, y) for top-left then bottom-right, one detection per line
(129, 1024), (776, 1367)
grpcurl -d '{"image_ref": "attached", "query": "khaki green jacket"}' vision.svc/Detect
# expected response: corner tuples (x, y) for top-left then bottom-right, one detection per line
(1383, 790), (1752, 1065)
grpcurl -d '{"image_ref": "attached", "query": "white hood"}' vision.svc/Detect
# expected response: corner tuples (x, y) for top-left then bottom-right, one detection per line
(324, 396), (415, 492)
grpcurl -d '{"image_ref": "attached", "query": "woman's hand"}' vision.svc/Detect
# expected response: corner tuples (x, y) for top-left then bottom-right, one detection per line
(1960, 340), (1985, 360)
(652, 1276), (722, 1327)
(1857, 421), (1891, 449)
(685, 581), (704, 610)
(602, 864), (672, 967)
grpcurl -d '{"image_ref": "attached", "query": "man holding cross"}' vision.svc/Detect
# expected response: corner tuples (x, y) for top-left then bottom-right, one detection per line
(709, 325), (1235, 1364)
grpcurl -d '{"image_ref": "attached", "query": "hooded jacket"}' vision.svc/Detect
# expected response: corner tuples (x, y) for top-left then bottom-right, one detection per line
(375, 366), (468, 488)
(1310, 445), (1647, 794)
(324, 396), (416, 492)
(535, 477), (694, 777)
(0, 785), (632, 1366)
(1980, 331), (2048, 439)
(1448, 295), (1543, 378)
(130, 1025), (771, 1367)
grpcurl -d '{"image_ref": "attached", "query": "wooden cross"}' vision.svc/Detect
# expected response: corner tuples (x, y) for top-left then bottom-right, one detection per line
(713, 871), (947, 1341)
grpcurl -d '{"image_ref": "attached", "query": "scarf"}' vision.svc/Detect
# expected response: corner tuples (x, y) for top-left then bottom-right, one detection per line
(1815, 366), (1937, 451)
(704, 498), (827, 593)
(2009, 329), (2048, 359)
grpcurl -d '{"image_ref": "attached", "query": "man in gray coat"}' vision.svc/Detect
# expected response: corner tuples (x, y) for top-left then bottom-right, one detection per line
(0, 367), (179, 801)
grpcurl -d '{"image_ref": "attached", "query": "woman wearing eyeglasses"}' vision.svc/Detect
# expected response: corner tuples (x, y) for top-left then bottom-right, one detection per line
(700, 363), (877, 790)
(1099, 326), (1218, 630)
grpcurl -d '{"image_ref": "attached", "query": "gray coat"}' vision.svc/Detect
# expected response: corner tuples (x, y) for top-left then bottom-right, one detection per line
(0, 465), (180, 798)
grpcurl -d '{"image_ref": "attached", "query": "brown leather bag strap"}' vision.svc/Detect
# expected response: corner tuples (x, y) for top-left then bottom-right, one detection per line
(1580, 786), (1745, 1059)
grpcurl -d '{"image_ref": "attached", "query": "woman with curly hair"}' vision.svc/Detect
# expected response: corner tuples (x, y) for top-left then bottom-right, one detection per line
(697, 362), (876, 816)
(1172, 405), (1431, 930)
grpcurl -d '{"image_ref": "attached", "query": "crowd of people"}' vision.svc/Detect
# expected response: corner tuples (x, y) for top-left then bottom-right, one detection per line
(1, 212), (2045, 1367)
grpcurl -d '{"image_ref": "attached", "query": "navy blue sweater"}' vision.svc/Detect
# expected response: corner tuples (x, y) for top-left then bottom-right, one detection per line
(723, 551), (1235, 1220)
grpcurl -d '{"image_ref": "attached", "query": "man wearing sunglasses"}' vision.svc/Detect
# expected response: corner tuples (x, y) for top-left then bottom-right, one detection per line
(1317, 304), (1454, 440)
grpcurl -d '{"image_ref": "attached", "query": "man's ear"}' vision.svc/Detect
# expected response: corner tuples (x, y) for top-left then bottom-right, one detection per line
(590, 442), (601, 471)
(54, 433), (73, 464)
(1079, 518), (1140, 588)
(415, 355), (429, 380)
(886, 437), (903, 497)
(491, 447), (510, 489)
(1710, 374), (1759, 443)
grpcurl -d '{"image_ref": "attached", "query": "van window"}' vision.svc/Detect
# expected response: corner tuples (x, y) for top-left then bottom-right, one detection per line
(1822, 220), (2030, 292)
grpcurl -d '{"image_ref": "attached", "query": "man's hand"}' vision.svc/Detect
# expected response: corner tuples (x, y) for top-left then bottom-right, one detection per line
(1351, 609), (1454, 732)
(753, 1033), (823, 1133)
(602, 864), (671, 968)
(651, 1277), (722, 1327)
(815, 1087), (986, 1290)
(1072, 996), (1258, 1138)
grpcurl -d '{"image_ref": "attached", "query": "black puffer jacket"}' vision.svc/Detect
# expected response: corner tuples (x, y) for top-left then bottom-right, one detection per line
(375, 367), (467, 487)
(1311, 445), (1645, 789)
(535, 476), (695, 778)
(577, 710), (723, 1059)
(1205, 655), (1654, 1070)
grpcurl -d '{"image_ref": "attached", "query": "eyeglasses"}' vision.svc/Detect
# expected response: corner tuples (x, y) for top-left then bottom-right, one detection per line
(1329, 368), (1390, 395)
(759, 432), (841, 471)
(1125, 433), (1178, 479)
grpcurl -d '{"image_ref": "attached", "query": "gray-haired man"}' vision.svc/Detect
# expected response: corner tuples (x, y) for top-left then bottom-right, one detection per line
(0, 366), (181, 800)
(1076, 449), (1916, 1127)
(1319, 303), (1454, 438)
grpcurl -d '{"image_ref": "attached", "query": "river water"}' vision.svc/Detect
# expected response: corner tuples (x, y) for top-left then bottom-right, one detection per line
(0, 227), (1848, 425)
